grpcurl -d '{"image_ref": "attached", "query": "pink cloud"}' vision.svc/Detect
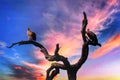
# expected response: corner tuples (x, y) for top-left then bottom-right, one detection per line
(22, 60), (58, 80)
(41, 0), (119, 59)
(90, 34), (120, 59)
(22, 60), (51, 71)
(42, 30), (82, 57)
(87, 0), (118, 34)
(33, 49), (45, 59)
(107, 0), (118, 6)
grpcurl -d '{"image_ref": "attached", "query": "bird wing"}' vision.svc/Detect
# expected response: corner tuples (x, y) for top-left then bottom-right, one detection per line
(87, 31), (98, 42)
(32, 32), (36, 41)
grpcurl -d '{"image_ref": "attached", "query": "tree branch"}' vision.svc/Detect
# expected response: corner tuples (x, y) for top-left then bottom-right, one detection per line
(7, 41), (70, 72)
(73, 12), (89, 70)
(50, 68), (59, 79)
(8, 41), (66, 60)
(7, 40), (49, 58)
(81, 11), (88, 42)
(54, 44), (60, 56)
(46, 63), (66, 80)
(46, 66), (59, 80)
(8, 40), (70, 80)
(73, 42), (89, 70)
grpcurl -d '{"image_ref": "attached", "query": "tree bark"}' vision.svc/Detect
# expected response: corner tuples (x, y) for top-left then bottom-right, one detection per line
(67, 71), (77, 80)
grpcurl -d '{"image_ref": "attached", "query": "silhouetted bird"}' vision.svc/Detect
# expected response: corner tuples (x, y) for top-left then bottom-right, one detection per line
(86, 29), (101, 47)
(27, 28), (36, 41)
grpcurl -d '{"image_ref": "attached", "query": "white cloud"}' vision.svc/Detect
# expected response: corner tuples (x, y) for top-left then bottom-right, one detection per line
(0, 41), (7, 48)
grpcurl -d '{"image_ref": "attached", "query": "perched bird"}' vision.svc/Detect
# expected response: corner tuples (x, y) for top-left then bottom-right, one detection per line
(86, 29), (101, 47)
(27, 28), (36, 41)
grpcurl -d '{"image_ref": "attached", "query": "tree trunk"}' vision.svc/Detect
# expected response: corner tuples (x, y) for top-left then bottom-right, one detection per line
(67, 70), (77, 80)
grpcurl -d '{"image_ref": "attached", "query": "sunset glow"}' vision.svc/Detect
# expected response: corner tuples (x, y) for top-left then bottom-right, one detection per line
(0, 0), (120, 80)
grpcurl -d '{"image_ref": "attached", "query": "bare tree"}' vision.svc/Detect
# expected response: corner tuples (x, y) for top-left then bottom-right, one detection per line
(8, 12), (97, 80)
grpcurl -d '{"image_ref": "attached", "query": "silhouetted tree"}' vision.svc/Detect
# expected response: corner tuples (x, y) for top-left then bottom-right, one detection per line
(8, 12), (99, 80)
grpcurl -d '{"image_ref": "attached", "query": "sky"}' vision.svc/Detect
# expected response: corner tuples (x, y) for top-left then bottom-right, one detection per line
(0, 0), (120, 80)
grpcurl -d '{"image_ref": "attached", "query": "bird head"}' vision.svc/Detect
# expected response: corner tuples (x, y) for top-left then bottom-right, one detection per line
(28, 27), (30, 30)
(87, 28), (89, 32)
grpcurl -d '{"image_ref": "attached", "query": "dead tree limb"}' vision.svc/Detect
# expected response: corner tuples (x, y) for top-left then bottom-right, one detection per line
(8, 41), (69, 64)
(8, 41), (70, 80)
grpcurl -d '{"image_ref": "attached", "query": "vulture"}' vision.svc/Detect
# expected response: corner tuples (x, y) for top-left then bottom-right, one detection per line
(27, 28), (36, 41)
(86, 29), (101, 47)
